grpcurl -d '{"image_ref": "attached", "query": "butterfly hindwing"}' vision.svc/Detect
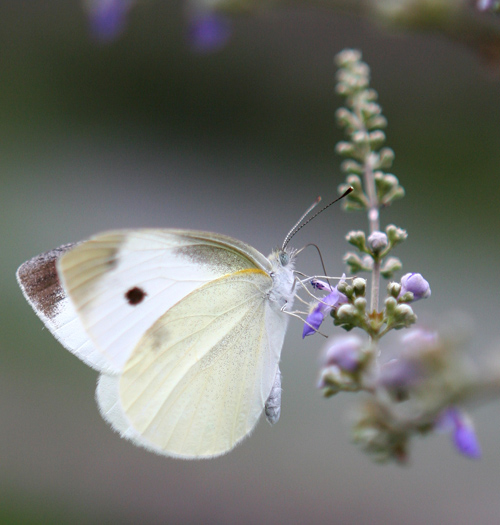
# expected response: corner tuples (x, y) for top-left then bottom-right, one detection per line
(97, 268), (287, 458)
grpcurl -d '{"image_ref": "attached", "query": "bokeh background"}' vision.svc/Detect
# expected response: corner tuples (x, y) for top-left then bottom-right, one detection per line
(3, 1), (500, 524)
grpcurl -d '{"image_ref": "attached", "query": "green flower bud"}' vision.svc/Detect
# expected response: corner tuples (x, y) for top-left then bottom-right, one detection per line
(363, 88), (378, 102)
(336, 304), (358, 323)
(352, 131), (369, 145)
(386, 225), (408, 246)
(335, 108), (359, 131)
(398, 292), (414, 303)
(344, 252), (365, 273)
(387, 282), (401, 298)
(368, 130), (386, 150)
(354, 297), (367, 314)
(376, 147), (395, 169)
(353, 278), (366, 296)
(384, 296), (398, 315)
(343, 285), (355, 298)
(341, 160), (363, 175)
(336, 141), (357, 157)
(336, 281), (347, 295)
(346, 230), (367, 252)
(381, 257), (402, 278)
(346, 174), (363, 192)
(335, 49), (362, 67)
(381, 186), (405, 205)
(366, 115), (388, 130)
(393, 304), (417, 328)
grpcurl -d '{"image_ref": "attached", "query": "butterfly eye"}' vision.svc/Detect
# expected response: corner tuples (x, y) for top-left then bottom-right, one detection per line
(125, 287), (147, 305)
(279, 252), (289, 267)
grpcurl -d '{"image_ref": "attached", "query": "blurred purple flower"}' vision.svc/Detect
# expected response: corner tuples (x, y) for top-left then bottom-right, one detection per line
(188, 13), (232, 53)
(399, 273), (431, 301)
(378, 328), (438, 400)
(324, 335), (365, 372)
(379, 358), (423, 392)
(477, 0), (500, 11)
(437, 407), (481, 459)
(401, 327), (437, 348)
(303, 284), (348, 338)
(86, 0), (133, 41)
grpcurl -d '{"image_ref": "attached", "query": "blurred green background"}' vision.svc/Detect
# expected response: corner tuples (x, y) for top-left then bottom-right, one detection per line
(3, 1), (500, 524)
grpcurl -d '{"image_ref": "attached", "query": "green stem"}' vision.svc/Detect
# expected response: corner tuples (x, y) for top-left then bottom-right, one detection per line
(371, 257), (380, 313)
(363, 151), (380, 313)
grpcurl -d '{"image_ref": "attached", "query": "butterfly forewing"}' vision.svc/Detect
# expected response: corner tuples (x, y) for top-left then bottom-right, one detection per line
(58, 230), (272, 370)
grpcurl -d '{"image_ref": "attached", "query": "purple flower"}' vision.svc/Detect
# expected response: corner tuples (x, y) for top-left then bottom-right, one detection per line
(188, 13), (232, 53)
(324, 335), (365, 372)
(86, 0), (133, 41)
(437, 407), (481, 459)
(399, 273), (431, 301)
(379, 358), (423, 392)
(303, 285), (348, 338)
(378, 329), (438, 399)
(401, 327), (437, 348)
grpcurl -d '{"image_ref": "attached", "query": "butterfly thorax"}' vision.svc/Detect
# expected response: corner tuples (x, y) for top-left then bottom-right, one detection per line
(266, 249), (296, 313)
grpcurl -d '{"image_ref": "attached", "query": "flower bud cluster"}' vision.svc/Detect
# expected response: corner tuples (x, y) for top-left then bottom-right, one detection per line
(335, 49), (404, 213)
(344, 224), (406, 280)
(330, 278), (371, 333)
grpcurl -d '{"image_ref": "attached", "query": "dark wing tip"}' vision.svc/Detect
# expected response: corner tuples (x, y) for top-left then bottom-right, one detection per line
(17, 243), (77, 319)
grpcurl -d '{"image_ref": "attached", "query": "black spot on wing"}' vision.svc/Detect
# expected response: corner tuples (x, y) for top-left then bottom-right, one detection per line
(125, 287), (147, 305)
(17, 243), (78, 319)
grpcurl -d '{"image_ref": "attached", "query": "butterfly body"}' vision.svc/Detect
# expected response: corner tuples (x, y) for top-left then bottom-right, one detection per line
(17, 229), (297, 458)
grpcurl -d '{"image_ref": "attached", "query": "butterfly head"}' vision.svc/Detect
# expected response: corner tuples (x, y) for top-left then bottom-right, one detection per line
(269, 248), (296, 270)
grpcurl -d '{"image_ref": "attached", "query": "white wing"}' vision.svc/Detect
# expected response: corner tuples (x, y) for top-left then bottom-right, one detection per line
(96, 269), (289, 458)
(58, 229), (272, 370)
(16, 244), (116, 374)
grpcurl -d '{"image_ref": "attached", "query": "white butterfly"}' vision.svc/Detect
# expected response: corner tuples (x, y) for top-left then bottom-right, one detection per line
(17, 229), (296, 459)
(16, 190), (351, 459)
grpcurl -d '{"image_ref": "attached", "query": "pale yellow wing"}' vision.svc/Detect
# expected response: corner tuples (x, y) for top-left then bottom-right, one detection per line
(97, 268), (287, 458)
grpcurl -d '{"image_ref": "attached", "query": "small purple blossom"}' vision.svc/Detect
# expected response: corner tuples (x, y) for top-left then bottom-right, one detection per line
(86, 0), (133, 41)
(188, 13), (232, 53)
(324, 335), (365, 372)
(437, 407), (481, 459)
(303, 286), (348, 338)
(399, 273), (431, 301)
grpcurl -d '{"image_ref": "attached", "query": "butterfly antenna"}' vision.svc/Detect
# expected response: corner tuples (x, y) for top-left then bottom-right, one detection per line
(282, 186), (353, 250)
